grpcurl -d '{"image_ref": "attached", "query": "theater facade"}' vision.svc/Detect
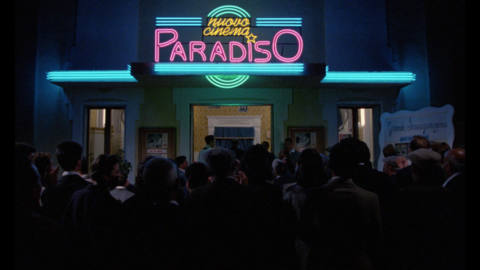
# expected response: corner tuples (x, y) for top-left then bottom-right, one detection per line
(31, 0), (435, 181)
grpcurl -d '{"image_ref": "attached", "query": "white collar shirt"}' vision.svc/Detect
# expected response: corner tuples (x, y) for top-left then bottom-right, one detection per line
(326, 176), (342, 186)
(442, 172), (461, 188)
(325, 176), (354, 187)
(169, 200), (180, 206)
(62, 171), (82, 177)
(62, 171), (97, 185)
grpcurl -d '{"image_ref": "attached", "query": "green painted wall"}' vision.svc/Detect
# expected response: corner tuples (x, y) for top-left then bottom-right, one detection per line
(285, 88), (326, 129)
(137, 87), (179, 155)
(138, 87), (177, 127)
(283, 88), (329, 152)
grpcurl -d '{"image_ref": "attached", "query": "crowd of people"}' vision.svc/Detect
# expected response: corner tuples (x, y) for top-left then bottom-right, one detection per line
(14, 135), (466, 270)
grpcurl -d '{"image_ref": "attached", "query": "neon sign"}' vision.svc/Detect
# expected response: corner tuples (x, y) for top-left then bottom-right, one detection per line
(46, 6), (416, 87)
(203, 17), (252, 37)
(155, 28), (303, 64)
(154, 5), (304, 88)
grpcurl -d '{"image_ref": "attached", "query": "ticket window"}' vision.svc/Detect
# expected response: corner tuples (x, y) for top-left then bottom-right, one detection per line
(86, 107), (125, 171)
(338, 107), (375, 164)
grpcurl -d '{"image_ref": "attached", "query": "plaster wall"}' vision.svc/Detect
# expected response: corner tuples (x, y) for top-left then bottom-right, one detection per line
(33, 0), (77, 155)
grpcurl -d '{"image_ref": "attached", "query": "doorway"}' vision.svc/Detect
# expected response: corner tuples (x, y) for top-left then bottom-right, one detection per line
(338, 106), (378, 164)
(86, 107), (125, 172)
(191, 105), (272, 162)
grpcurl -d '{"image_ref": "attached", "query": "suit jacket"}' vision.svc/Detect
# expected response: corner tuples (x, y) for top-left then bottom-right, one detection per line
(443, 172), (466, 221)
(123, 191), (185, 270)
(248, 181), (298, 270)
(283, 183), (308, 220)
(182, 178), (297, 270)
(286, 150), (301, 175)
(177, 168), (188, 187)
(443, 172), (466, 269)
(389, 183), (452, 270)
(352, 164), (397, 242)
(393, 165), (414, 189)
(444, 172), (465, 196)
(16, 210), (68, 270)
(62, 184), (125, 270)
(41, 173), (88, 221)
(300, 178), (383, 270)
(274, 175), (296, 186)
(182, 177), (257, 270)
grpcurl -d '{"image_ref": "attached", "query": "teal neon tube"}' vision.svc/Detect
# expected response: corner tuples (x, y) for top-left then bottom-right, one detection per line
(155, 23), (202, 26)
(208, 5), (251, 18)
(155, 17), (202, 20)
(256, 18), (302, 27)
(155, 17), (202, 26)
(214, 10), (244, 18)
(153, 63), (304, 75)
(256, 24), (302, 27)
(321, 71), (416, 83)
(155, 20), (202, 23)
(205, 75), (250, 88)
(256, 18), (303, 20)
(47, 70), (137, 82)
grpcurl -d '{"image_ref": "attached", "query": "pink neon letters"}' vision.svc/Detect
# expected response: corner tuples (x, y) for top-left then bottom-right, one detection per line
(247, 42), (253, 62)
(154, 29), (179, 62)
(189, 41), (207, 62)
(272, 29), (303, 63)
(253, 41), (272, 63)
(229, 42), (247, 63)
(154, 29), (303, 63)
(170, 41), (187, 61)
(210, 41), (227, 62)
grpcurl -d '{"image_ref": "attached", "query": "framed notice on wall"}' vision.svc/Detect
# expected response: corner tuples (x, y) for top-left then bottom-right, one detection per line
(288, 127), (326, 153)
(138, 127), (176, 162)
(377, 104), (454, 170)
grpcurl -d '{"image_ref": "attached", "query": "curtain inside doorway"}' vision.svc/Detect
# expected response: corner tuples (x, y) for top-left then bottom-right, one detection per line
(214, 127), (254, 151)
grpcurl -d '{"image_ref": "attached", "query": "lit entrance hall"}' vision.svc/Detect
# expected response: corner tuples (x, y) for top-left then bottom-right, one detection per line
(192, 105), (272, 161)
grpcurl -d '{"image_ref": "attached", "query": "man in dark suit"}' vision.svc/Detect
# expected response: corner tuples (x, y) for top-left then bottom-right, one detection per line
(174, 155), (189, 204)
(390, 147), (450, 270)
(442, 147), (466, 194)
(41, 141), (88, 221)
(15, 143), (67, 270)
(392, 135), (433, 190)
(62, 154), (125, 270)
(231, 139), (246, 161)
(442, 147), (466, 269)
(182, 148), (256, 270)
(300, 138), (383, 270)
(123, 157), (183, 270)
(261, 140), (275, 164)
(284, 137), (300, 177)
(197, 135), (215, 165)
(241, 144), (298, 270)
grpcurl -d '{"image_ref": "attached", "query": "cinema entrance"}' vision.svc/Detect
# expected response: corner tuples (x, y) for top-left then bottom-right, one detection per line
(192, 104), (272, 161)
(171, 87), (293, 163)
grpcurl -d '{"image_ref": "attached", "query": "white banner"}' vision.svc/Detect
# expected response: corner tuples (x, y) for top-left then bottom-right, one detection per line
(377, 104), (454, 170)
